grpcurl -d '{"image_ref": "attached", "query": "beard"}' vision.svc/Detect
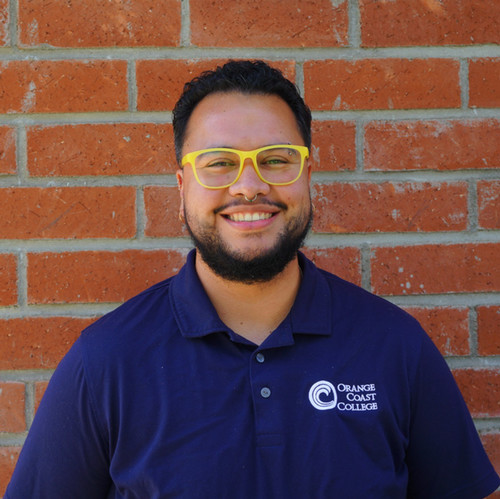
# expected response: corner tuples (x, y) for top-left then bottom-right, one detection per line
(184, 199), (313, 284)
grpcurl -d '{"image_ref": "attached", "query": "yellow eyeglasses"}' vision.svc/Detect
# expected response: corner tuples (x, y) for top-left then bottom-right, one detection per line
(181, 144), (309, 189)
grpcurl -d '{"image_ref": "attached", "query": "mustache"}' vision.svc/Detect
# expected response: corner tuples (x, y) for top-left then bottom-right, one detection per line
(214, 198), (287, 215)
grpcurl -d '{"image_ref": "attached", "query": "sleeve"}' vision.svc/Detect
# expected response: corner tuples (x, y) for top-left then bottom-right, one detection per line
(4, 337), (111, 499)
(406, 333), (500, 499)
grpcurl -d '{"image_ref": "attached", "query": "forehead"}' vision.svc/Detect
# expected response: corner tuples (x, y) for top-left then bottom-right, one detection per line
(182, 92), (304, 153)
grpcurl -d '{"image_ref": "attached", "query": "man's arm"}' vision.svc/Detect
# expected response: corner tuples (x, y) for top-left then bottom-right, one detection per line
(5, 338), (111, 499)
(406, 333), (499, 498)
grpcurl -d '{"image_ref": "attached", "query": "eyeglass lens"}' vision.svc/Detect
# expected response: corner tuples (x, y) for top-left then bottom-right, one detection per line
(194, 147), (303, 187)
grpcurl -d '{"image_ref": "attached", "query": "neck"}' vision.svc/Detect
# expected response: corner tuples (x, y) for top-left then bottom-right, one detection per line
(195, 251), (302, 345)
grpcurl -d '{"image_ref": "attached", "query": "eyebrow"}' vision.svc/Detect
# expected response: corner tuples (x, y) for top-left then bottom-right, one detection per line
(199, 142), (294, 150)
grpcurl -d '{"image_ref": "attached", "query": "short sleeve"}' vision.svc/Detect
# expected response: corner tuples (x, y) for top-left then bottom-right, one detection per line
(5, 337), (111, 499)
(406, 333), (500, 498)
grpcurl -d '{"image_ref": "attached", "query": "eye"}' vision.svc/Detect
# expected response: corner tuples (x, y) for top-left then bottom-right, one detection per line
(263, 156), (288, 165)
(205, 159), (237, 168)
(259, 150), (293, 168)
(197, 150), (239, 169)
(258, 147), (301, 167)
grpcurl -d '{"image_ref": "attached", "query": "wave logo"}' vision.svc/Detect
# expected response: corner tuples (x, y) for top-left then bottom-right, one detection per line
(308, 380), (337, 410)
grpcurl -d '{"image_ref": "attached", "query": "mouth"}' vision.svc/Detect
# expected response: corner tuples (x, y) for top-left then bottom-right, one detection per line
(225, 212), (274, 222)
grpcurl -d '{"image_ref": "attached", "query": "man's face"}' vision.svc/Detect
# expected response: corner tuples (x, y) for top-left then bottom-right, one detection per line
(177, 91), (312, 283)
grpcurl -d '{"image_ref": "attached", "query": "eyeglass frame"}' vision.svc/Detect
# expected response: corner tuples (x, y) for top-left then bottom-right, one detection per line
(180, 144), (310, 190)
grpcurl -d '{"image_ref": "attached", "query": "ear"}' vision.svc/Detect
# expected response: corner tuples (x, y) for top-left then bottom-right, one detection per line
(306, 157), (312, 183)
(176, 169), (185, 222)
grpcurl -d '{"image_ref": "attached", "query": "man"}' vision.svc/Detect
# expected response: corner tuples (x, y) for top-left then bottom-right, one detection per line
(6, 60), (499, 498)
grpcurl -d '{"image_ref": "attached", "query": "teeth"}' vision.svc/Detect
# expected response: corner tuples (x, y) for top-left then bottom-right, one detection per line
(228, 212), (273, 222)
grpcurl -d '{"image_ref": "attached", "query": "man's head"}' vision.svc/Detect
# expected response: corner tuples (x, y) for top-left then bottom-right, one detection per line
(173, 60), (311, 164)
(174, 60), (313, 284)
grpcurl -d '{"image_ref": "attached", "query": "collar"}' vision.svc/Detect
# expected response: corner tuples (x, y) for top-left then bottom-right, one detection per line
(170, 250), (332, 345)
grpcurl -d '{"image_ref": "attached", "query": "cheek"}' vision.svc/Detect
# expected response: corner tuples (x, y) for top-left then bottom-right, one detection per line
(183, 182), (224, 216)
(281, 183), (311, 206)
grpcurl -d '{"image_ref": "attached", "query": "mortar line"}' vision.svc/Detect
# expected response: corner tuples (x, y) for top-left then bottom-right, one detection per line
(360, 244), (371, 291)
(474, 419), (500, 434)
(355, 118), (365, 172)
(460, 59), (470, 109)
(1, 108), (499, 127)
(24, 381), (35, 430)
(469, 306), (479, 356)
(136, 186), (146, 239)
(445, 356), (500, 369)
(0, 43), (498, 61)
(17, 252), (28, 309)
(468, 178), (479, 231)
(127, 60), (138, 112)
(8, 0), (18, 47)
(16, 124), (28, 183)
(295, 61), (305, 98)
(2, 291), (499, 320)
(348, 0), (361, 48)
(0, 434), (28, 447)
(2, 170), (500, 189)
(0, 230), (499, 255)
(180, 0), (191, 47)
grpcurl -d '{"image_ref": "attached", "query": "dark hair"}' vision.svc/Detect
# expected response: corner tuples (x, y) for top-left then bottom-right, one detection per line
(172, 60), (312, 164)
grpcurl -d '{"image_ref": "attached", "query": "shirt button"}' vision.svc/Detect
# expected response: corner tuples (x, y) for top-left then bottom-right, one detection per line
(256, 353), (265, 363)
(260, 387), (271, 398)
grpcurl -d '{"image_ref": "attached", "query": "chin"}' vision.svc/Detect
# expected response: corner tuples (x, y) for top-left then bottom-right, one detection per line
(186, 208), (312, 284)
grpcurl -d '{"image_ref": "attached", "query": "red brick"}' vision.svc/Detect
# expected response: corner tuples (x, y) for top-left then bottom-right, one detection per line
(190, 0), (348, 47)
(0, 382), (25, 432)
(0, 254), (17, 306)
(0, 187), (136, 239)
(453, 369), (500, 418)
(302, 247), (361, 286)
(404, 307), (470, 356)
(310, 121), (356, 172)
(360, 0), (500, 47)
(0, 0), (8, 46)
(477, 306), (500, 356)
(0, 317), (93, 370)
(365, 119), (500, 171)
(304, 59), (461, 111)
(136, 59), (296, 112)
(28, 249), (186, 304)
(481, 433), (500, 478)
(0, 447), (21, 497)
(18, 0), (180, 47)
(0, 60), (128, 113)
(469, 59), (500, 108)
(34, 381), (49, 412)
(0, 126), (16, 174)
(478, 180), (500, 229)
(312, 182), (467, 233)
(371, 243), (500, 295)
(28, 124), (176, 176)
(144, 186), (186, 238)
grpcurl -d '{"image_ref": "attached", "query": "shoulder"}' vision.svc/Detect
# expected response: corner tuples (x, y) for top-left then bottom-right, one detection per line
(79, 275), (178, 367)
(306, 254), (423, 334)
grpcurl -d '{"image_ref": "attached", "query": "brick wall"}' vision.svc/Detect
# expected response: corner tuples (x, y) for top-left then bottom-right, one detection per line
(0, 0), (499, 494)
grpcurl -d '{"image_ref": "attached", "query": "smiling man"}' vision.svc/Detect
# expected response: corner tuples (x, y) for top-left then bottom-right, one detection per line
(6, 60), (499, 498)
(176, 89), (313, 345)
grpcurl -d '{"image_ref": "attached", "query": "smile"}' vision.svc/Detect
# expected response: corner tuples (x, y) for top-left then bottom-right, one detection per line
(226, 212), (274, 222)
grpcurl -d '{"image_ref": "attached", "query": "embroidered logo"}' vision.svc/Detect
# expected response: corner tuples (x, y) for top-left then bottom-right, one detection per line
(309, 380), (378, 412)
(308, 380), (337, 410)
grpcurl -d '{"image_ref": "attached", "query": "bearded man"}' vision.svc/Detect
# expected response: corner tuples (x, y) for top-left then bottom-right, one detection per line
(6, 60), (499, 499)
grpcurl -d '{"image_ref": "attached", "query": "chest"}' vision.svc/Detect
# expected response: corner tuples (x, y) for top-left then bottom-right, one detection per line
(99, 334), (411, 498)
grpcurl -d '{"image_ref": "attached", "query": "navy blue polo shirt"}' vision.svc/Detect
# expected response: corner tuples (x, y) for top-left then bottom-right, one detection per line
(6, 251), (500, 498)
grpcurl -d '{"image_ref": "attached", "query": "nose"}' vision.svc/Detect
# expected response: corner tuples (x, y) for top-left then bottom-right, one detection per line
(228, 157), (270, 200)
